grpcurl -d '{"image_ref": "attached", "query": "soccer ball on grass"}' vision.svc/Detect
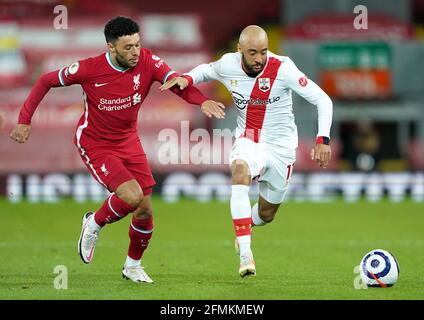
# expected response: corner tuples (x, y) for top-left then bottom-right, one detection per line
(359, 249), (399, 287)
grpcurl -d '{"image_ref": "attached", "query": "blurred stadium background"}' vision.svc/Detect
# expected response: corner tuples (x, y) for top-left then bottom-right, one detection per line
(1, 0), (424, 301)
(1, 0), (424, 203)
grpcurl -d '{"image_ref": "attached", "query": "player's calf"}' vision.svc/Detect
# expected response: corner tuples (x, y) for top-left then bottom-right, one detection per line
(93, 194), (137, 226)
(252, 198), (281, 226)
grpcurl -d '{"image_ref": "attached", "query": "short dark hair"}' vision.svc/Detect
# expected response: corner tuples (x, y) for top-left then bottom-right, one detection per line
(104, 16), (139, 43)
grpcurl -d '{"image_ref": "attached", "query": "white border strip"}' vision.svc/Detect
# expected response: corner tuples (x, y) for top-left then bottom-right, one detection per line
(76, 91), (108, 189)
(58, 67), (65, 86)
(130, 223), (153, 234)
(108, 195), (123, 218)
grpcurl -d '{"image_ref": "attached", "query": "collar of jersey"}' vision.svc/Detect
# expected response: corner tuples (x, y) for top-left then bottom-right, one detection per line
(106, 52), (129, 72)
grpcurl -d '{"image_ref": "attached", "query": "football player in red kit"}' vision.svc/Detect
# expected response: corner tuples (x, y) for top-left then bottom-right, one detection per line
(10, 16), (226, 283)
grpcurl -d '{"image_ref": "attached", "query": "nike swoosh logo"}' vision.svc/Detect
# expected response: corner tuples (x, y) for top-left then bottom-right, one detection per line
(85, 247), (94, 261)
(95, 82), (109, 87)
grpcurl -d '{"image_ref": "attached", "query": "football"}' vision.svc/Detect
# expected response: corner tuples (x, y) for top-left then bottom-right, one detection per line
(360, 249), (400, 287)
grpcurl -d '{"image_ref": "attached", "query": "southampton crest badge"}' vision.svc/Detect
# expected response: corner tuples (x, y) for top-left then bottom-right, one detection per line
(258, 78), (270, 92)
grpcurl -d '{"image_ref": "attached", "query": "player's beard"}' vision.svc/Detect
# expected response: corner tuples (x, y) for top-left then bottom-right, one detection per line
(115, 50), (136, 69)
(241, 53), (265, 76)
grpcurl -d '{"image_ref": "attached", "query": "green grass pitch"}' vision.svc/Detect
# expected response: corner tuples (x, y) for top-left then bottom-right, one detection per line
(0, 198), (423, 300)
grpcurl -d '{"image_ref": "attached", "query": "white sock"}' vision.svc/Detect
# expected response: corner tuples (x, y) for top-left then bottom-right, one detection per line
(251, 203), (266, 227)
(231, 185), (252, 256)
(238, 235), (252, 255)
(230, 185), (251, 219)
(125, 256), (140, 268)
(88, 213), (102, 232)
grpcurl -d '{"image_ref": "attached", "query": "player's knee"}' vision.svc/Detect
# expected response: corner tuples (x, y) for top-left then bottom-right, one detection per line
(259, 208), (277, 223)
(133, 204), (153, 220)
(123, 190), (144, 208)
(231, 163), (250, 185)
(232, 173), (250, 185)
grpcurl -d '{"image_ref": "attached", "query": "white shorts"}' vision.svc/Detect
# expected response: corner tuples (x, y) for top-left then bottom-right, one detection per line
(229, 138), (296, 204)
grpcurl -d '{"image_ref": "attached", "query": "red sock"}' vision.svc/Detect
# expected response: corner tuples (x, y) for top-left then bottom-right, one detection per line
(233, 218), (252, 237)
(128, 216), (154, 260)
(94, 194), (136, 227)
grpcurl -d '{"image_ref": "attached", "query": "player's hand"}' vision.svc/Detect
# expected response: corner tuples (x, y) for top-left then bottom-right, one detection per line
(310, 144), (331, 168)
(10, 124), (31, 144)
(160, 77), (189, 91)
(201, 100), (226, 119)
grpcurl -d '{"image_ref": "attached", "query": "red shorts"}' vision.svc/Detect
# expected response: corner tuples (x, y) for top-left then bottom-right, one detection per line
(77, 136), (155, 195)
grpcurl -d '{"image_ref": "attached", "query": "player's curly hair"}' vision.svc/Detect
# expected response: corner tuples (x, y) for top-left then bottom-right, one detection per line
(104, 16), (139, 43)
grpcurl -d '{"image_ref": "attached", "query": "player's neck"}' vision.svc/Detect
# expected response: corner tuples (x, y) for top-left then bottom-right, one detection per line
(111, 55), (126, 69)
(241, 61), (260, 78)
(107, 52), (129, 72)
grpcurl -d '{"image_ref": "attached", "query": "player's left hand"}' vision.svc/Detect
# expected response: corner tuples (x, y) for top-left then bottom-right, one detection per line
(160, 77), (189, 91)
(311, 144), (331, 168)
(201, 100), (226, 119)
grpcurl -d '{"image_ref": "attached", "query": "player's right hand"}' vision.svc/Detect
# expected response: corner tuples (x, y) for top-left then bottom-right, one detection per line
(201, 100), (226, 119)
(10, 124), (31, 144)
(160, 77), (189, 91)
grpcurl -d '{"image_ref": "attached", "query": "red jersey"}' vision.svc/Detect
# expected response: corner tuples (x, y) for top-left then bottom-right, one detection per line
(18, 49), (208, 148)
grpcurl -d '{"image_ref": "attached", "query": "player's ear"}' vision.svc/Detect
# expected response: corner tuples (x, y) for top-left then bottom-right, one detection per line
(237, 43), (242, 53)
(107, 42), (115, 53)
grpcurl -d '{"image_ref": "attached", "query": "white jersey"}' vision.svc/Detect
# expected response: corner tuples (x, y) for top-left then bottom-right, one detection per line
(185, 51), (333, 152)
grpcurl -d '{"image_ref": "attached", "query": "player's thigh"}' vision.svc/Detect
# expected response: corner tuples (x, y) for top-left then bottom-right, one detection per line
(78, 149), (136, 193)
(124, 151), (156, 196)
(229, 138), (265, 179)
(259, 155), (294, 205)
(123, 148), (155, 219)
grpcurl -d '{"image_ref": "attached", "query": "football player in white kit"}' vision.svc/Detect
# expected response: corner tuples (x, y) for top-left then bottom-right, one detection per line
(161, 25), (333, 277)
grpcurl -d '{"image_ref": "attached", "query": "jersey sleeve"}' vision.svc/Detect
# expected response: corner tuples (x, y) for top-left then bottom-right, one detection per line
(17, 59), (90, 125)
(183, 59), (221, 85)
(17, 70), (61, 124)
(57, 58), (90, 86)
(147, 52), (177, 84)
(281, 57), (333, 138)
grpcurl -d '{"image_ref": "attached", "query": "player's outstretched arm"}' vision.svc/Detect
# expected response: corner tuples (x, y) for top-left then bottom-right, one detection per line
(13, 61), (85, 141)
(160, 60), (220, 91)
(12, 69), (65, 143)
(152, 53), (225, 118)
(10, 124), (31, 144)
(160, 74), (226, 119)
(281, 57), (333, 169)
